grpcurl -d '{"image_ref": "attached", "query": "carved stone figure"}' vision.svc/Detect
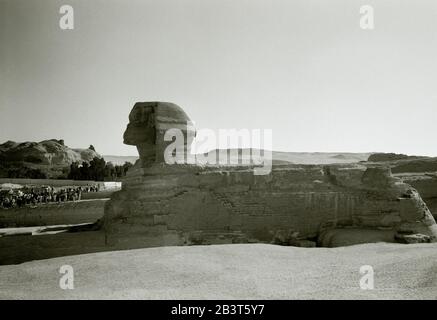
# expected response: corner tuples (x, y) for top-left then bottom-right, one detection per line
(102, 102), (437, 248)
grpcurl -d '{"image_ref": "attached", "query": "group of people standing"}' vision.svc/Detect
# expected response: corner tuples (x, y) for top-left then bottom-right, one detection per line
(0, 184), (100, 209)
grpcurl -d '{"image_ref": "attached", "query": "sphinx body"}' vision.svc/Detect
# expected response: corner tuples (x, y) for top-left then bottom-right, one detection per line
(102, 102), (437, 248)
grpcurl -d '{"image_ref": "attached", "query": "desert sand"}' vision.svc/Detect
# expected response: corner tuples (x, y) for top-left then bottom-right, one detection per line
(1, 243), (436, 300)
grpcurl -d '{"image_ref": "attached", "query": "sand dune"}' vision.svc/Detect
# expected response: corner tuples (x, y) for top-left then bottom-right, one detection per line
(1, 243), (436, 299)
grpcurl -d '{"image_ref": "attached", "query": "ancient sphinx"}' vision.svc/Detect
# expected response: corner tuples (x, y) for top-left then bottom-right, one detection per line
(102, 102), (437, 248)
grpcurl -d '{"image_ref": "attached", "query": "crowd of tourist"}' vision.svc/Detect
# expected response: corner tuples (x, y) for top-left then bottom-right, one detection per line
(0, 184), (100, 209)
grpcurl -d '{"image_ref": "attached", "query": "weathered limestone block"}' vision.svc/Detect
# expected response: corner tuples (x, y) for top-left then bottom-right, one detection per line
(102, 102), (437, 248)
(397, 174), (437, 218)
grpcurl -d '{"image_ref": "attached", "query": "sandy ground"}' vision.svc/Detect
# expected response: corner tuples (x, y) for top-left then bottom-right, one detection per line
(0, 243), (436, 299)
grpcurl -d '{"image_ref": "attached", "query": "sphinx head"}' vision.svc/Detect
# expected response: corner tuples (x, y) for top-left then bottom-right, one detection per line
(123, 102), (195, 167)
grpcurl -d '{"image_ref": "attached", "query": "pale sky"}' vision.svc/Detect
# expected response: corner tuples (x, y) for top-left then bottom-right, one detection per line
(1, 0), (436, 156)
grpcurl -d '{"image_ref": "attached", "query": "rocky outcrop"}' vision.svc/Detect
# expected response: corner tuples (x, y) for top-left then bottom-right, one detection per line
(102, 102), (437, 248)
(367, 153), (423, 162)
(0, 139), (101, 178)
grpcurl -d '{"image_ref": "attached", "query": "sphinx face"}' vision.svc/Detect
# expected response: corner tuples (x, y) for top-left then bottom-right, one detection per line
(123, 102), (195, 166)
(123, 122), (156, 146)
(123, 104), (157, 165)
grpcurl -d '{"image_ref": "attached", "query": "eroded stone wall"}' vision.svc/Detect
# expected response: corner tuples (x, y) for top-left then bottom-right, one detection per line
(103, 163), (437, 247)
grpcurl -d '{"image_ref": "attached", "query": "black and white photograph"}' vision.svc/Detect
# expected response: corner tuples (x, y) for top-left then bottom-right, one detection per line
(1, 0), (437, 306)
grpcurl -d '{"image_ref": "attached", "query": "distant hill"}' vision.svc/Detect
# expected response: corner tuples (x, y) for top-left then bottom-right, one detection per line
(269, 151), (372, 164)
(103, 150), (372, 166)
(201, 149), (372, 165)
(0, 139), (101, 178)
